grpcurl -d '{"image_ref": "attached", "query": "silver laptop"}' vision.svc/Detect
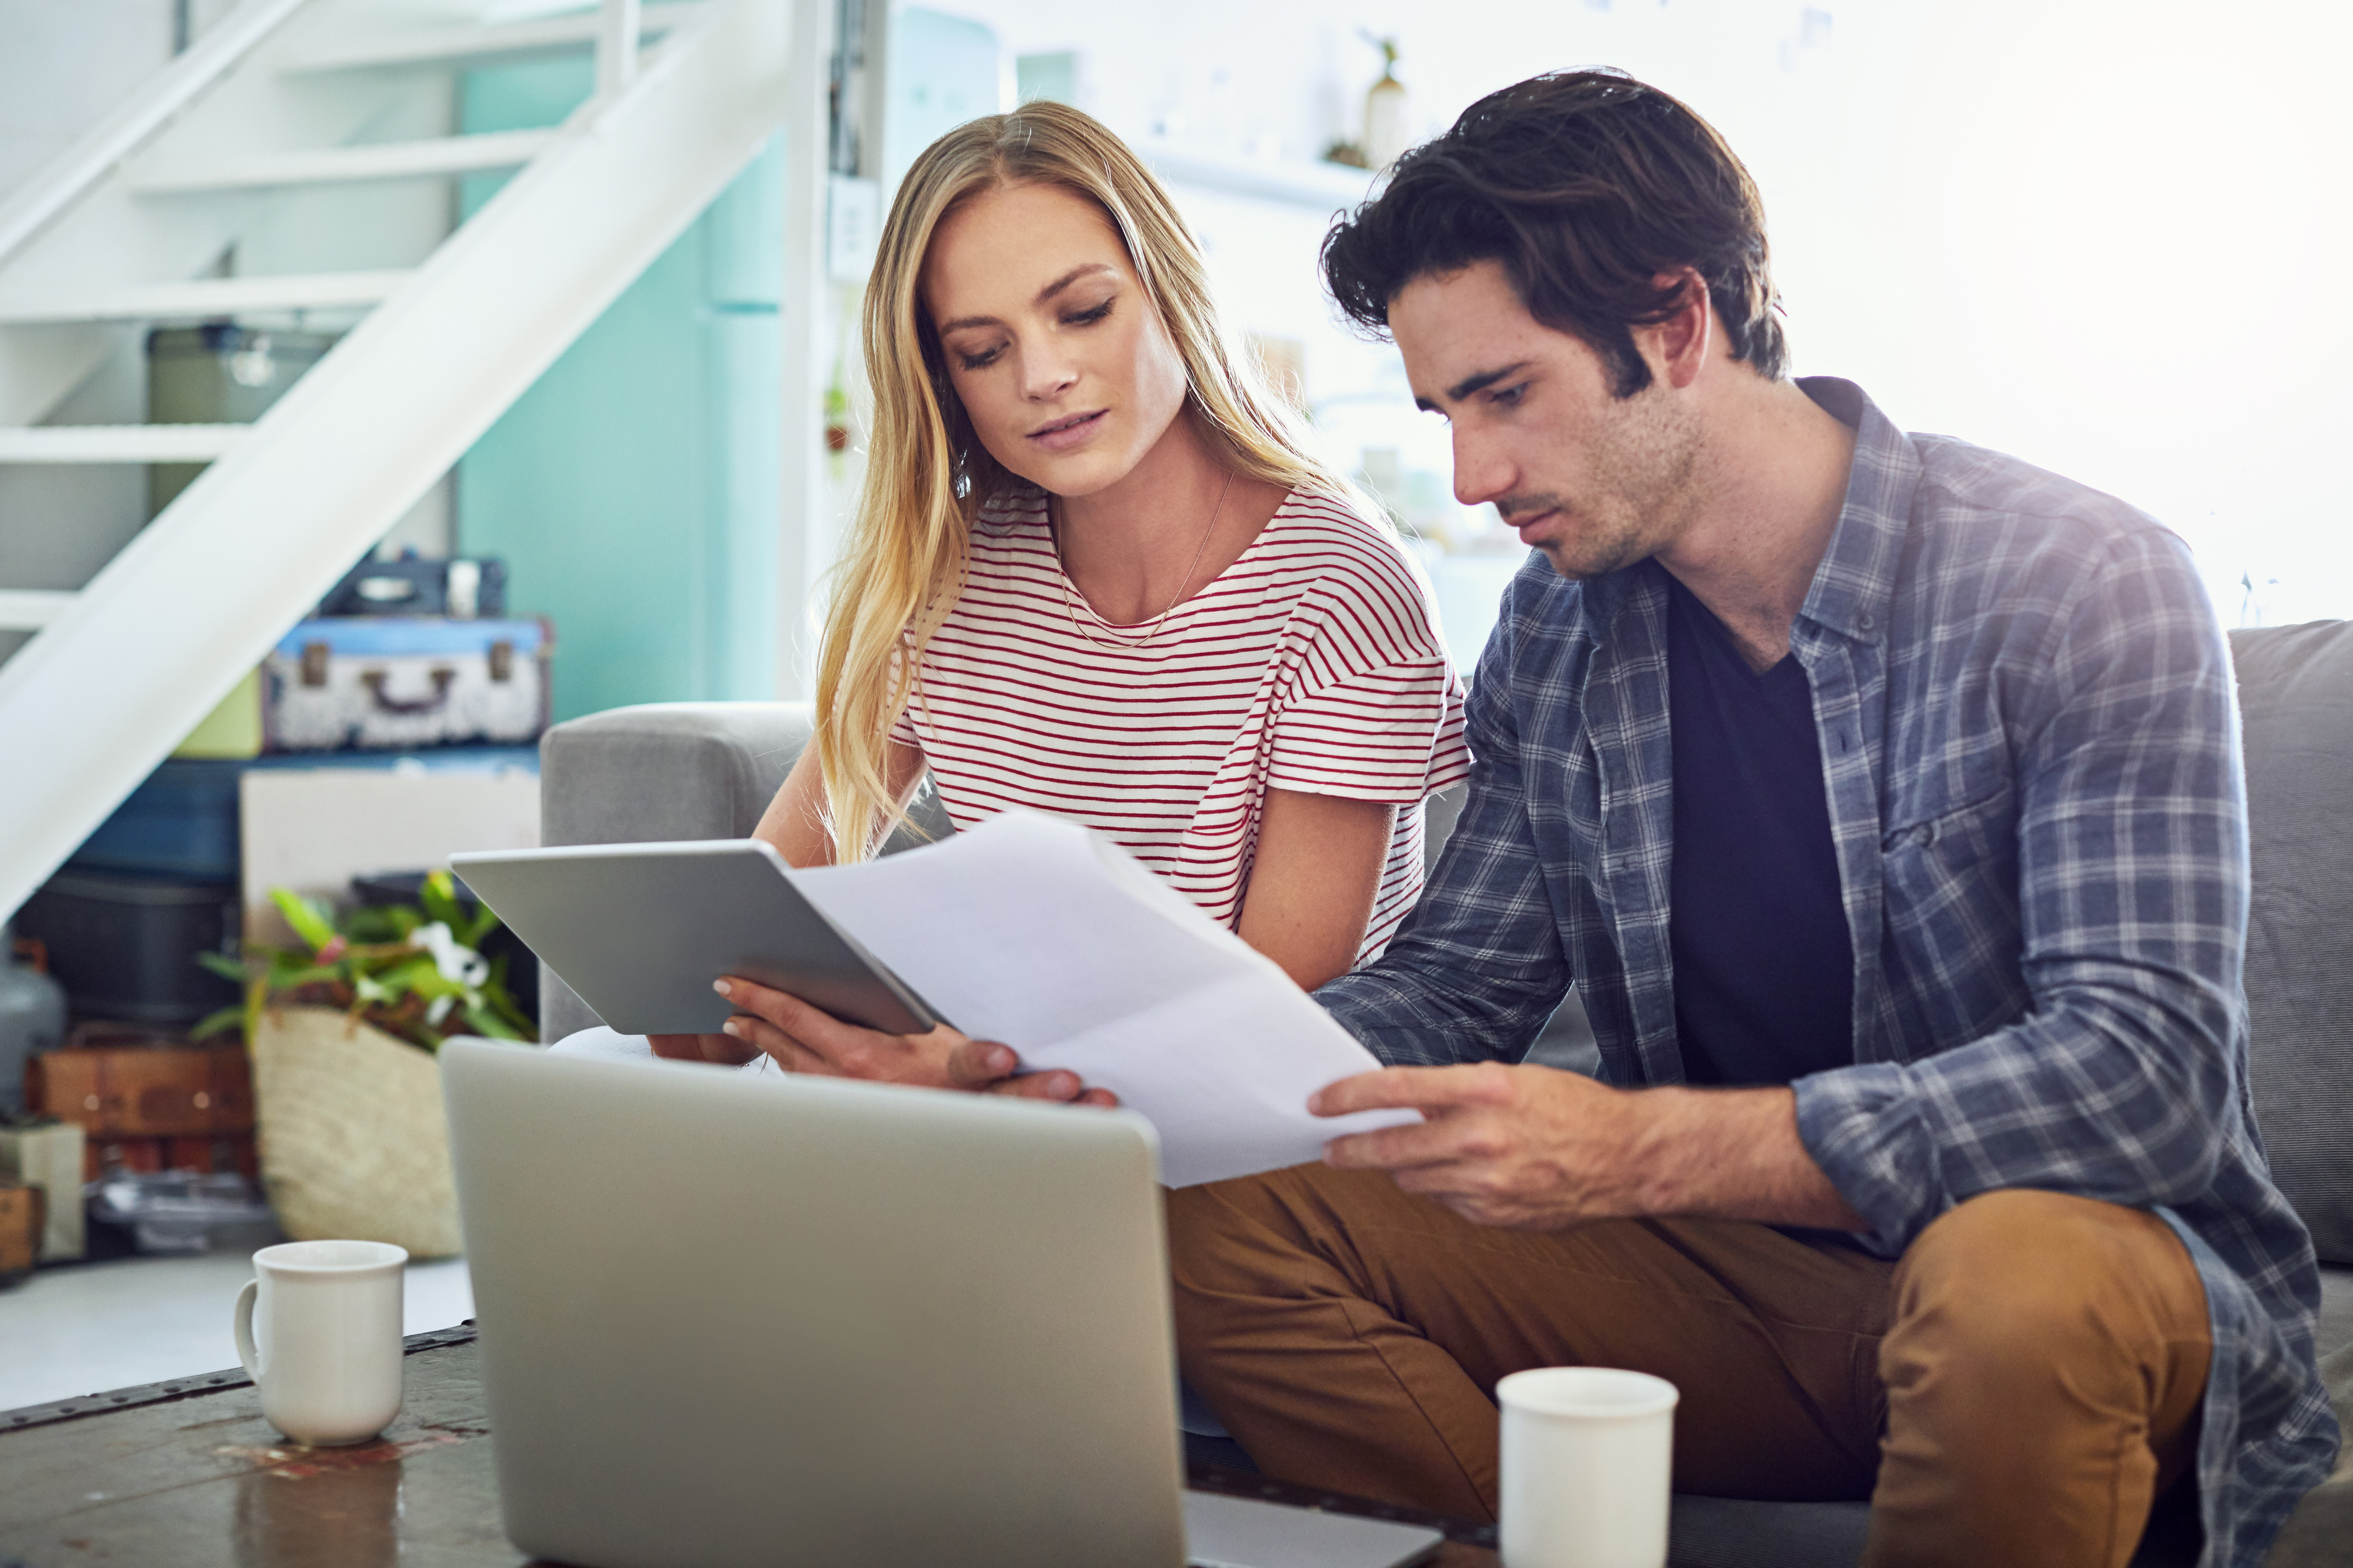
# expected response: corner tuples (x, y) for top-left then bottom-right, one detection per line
(441, 1040), (1443, 1568)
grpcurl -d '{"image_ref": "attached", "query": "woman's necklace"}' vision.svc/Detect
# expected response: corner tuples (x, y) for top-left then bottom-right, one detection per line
(1054, 471), (1236, 654)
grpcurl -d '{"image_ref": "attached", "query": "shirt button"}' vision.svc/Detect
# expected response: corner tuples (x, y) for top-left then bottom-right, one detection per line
(1858, 611), (1876, 632)
(1911, 823), (1935, 847)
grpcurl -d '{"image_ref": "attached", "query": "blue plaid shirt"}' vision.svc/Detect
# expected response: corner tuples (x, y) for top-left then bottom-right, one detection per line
(1320, 379), (2338, 1565)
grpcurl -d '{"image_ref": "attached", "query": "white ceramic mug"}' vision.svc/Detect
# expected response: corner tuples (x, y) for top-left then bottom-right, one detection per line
(233, 1239), (409, 1446)
(1497, 1366), (1679, 1568)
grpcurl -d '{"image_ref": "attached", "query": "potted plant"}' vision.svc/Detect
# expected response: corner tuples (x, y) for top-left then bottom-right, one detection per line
(196, 872), (533, 1257)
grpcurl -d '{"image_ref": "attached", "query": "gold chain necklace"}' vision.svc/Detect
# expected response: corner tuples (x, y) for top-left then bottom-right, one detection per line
(1053, 471), (1235, 654)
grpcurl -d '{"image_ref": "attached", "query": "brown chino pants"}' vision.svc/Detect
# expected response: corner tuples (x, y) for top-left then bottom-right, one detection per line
(1168, 1166), (2212, 1568)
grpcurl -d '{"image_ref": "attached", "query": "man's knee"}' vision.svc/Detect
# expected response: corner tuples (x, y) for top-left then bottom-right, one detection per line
(1889, 1189), (2208, 1378)
(1165, 1164), (1445, 1359)
(1165, 1166), (1358, 1373)
(1163, 1173), (1277, 1303)
(1166, 1165), (1381, 1294)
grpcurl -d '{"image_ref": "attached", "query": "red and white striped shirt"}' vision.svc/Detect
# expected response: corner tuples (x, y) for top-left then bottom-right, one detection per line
(896, 486), (1470, 962)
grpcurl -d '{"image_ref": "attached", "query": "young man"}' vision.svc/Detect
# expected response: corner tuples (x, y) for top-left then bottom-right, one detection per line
(1164, 71), (2338, 1567)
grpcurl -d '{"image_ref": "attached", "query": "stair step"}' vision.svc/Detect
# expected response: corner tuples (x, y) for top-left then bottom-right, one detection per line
(0, 270), (411, 326)
(0, 591), (75, 631)
(0, 425), (248, 463)
(279, 2), (711, 74)
(132, 131), (559, 195)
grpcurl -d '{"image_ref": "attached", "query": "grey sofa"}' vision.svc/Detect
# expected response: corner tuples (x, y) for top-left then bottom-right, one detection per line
(535, 623), (2353, 1566)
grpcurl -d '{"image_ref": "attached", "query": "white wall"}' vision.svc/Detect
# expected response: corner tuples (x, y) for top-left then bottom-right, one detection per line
(939, 0), (2353, 626)
(0, 1), (177, 202)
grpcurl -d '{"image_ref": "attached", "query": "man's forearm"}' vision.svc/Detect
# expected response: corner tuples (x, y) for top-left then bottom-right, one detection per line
(1629, 1085), (1866, 1230)
(1315, 1063), (1871, 1231)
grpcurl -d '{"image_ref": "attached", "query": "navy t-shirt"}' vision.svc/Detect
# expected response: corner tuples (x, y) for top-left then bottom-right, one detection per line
(1665, 575), (1854, 1087)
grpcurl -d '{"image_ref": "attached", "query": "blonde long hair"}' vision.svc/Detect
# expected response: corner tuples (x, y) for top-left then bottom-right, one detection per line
(816, 100), (1349, 859)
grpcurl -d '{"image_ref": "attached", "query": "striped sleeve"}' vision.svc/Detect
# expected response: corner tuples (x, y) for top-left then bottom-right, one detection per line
(1266, 536), (1471, 805)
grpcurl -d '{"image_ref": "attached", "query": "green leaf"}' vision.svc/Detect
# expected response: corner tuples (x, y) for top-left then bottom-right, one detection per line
(374, 955), (447, 998)
(462, 1001), (527, 1041)
(459, 904), (502, 950)
(348, 947), (416, 978)
(269, 887), (338, 952)
(485, 987), (537, 1039)
(342, 906), (407, 944)
(419, 869), (467, 931)
(411, 970), (466, 1000)
(244, 974), (268, 1050)
(195, 951), (250, 982)
(267, 948), (337, 982)
(189, 1006), (246, 1041)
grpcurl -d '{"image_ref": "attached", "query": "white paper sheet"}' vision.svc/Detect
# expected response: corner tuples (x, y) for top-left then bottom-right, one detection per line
(784, 810), (1417, 1187)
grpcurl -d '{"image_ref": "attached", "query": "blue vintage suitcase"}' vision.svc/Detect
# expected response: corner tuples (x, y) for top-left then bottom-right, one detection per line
(262, 617), (552, 752)
(69, 747), (541, 881)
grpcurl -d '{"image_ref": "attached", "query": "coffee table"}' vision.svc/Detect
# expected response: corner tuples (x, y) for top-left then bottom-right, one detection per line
(0, 1324), (1497, 1566)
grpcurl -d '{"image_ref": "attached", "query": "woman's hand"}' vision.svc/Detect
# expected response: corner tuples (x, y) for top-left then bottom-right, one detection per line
(712, 975), (1117, 1105)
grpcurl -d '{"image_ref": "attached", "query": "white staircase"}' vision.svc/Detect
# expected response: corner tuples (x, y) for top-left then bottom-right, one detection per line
(0, 0), (798, 919)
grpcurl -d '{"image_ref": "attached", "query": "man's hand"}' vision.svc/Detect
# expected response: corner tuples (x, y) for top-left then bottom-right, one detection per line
(1312, 1063), (1865, 1231)
(710, 976), (1117, 1106)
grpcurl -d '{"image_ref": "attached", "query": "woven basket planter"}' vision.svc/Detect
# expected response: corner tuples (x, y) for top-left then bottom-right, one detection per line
(248, 1006), (461, 1258)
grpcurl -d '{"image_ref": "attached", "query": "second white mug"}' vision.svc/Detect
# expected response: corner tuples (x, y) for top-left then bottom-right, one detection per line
(233, 1238), (409, 1446)
(1497, 1366), (1679, 1568)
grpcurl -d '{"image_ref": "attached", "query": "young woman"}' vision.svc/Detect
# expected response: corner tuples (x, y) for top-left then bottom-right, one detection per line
(638, 102), (1470, 1089)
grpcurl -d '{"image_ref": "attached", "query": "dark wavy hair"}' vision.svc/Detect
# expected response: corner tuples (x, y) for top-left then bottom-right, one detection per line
(1322, 70), (1787, 397)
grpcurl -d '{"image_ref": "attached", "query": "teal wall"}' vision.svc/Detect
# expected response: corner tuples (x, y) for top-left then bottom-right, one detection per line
(454, 59), (780, 722)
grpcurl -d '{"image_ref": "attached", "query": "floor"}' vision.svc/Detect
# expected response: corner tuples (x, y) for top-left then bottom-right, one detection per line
(0, 1222), (474, 1412)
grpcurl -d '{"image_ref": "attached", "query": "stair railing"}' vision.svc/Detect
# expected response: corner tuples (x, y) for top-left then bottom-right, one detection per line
(0, 0), (793, 922)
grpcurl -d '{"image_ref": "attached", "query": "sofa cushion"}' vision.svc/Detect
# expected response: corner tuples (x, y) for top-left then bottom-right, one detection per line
(2230, 623), (2353, 1266)
(2265, 1338), (2353, 1567)
(2322, 1266), (2353, 1363)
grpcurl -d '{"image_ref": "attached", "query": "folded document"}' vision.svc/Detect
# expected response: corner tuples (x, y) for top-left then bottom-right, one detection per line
(785, 810), (1418, 1188)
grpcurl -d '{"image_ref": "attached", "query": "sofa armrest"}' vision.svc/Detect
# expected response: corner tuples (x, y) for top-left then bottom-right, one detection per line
(541, 701), (817, 850)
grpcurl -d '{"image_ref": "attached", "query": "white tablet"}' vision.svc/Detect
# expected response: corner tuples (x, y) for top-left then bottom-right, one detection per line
(449, 840), (946, 1037)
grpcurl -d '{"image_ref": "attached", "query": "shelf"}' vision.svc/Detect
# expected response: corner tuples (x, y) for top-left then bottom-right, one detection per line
(1136, 140), (1378, 211)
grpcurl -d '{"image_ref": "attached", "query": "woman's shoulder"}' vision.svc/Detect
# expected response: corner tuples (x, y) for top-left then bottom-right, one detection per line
(1258, 486), (1445, 626)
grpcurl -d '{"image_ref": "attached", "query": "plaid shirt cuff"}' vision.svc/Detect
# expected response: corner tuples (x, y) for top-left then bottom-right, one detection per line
(1792, 1063), (1946, 1258)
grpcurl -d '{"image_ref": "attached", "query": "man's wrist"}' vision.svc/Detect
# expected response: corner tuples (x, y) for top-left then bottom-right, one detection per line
(1622, 1085), (1713, 1216)
(1623, 1085), (1864, 1229)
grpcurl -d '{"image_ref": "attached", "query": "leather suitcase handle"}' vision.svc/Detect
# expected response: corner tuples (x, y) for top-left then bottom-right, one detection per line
(361, 667), (457, 715)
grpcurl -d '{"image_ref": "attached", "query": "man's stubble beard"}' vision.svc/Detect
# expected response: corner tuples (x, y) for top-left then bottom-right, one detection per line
(1526, 382), (1706, 582)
